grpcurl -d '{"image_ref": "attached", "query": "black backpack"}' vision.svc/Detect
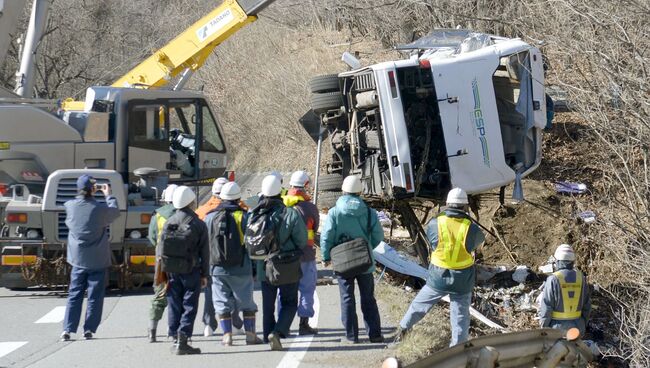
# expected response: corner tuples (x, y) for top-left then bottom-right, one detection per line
(159, 212), (195, 274)
(245, 207), (285, 260)
(209, 209), (245, 267)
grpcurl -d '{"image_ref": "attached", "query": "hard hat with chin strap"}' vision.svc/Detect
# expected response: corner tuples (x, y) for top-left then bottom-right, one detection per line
(220, 182), (241, 200)
(261, 175), (282, 197)
(172, 186), (196, 209)
(289, 171), (310, 187)
(554, 244), (576, 262)
(446, 187), (469, 205)
(212, 177), (229, 195)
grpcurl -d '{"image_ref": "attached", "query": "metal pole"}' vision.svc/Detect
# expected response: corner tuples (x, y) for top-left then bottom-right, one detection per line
(172, 68), (194, 91)
(15, 0), (50, 97)
(313, 128), (324, 206)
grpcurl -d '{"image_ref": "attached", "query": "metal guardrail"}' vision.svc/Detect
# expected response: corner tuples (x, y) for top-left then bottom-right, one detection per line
(384, 329), (593, 368)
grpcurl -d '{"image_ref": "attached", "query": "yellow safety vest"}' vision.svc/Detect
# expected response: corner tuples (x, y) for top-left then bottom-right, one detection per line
(430, 215), (474, 270)
(156, 214), (167, 243)
(551, 270), (583, 320)
(283, 194), (315, 246)
(232, 210), (245, 244)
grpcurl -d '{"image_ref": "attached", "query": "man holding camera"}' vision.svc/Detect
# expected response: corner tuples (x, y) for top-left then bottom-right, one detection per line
(61, 175), (120, 341)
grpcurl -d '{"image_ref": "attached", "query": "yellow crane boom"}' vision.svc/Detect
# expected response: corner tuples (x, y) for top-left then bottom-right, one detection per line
(63, 0), (274, 109)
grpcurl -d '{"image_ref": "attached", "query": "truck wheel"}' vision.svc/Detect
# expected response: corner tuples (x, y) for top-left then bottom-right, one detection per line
(309, 74), (340, 94)
(316, 191), (342, 210)
(317, 173), (344, 191)
(311, 92), (344, 115)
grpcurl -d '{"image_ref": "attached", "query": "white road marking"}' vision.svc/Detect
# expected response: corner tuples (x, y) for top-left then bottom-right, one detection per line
(0, 341), (27, 359)
(276, 291), (320, 368)
(34, 306), (66, 324)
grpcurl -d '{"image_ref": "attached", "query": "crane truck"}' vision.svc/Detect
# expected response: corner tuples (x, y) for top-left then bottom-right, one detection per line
(0, 0), (276, 289)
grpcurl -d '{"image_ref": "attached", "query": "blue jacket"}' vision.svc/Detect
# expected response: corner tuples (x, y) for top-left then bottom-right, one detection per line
(64, 195), (120, 270)
(205, 200), (252, 277)
(320, 194), (384, 274)
(425, 208), (485, 294)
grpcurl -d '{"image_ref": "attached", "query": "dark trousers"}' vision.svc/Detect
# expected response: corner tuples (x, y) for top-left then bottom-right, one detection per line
(63, 267), (107, 333)
(167, 269), (201, 337)
(202, 278), (218, 330)
(337, 272), (382, 341)
(261, 281), (299, 339)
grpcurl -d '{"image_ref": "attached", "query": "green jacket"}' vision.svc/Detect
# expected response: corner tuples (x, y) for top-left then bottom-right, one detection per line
(252, 197), (307, 283)
(320, 194), (384, 274)
(147, 204), (175, 247)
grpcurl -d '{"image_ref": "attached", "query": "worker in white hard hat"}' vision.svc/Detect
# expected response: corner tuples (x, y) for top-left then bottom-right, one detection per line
(195, 177), (246, 337)
(204, 182), (263, 346)
(146, 183), (178, 343)
(282, 171), (320, 335)
(398, 187), (485, 347)
(196, 177), (230, 221)
(250, 175), (307, 351)
(162, 186), (209, 355)
(320, 175), (385, 344)
(538, 244), (591, 337)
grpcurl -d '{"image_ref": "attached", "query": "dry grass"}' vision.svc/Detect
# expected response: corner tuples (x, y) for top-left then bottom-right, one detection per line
(375, 282), (451, 365)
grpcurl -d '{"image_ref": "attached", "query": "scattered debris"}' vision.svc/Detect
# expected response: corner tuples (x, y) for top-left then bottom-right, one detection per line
(578, 210), (596, 223)
(555, 181), (588, 195)
(512, 265), (530, 284)
(377, 211), (392, 227)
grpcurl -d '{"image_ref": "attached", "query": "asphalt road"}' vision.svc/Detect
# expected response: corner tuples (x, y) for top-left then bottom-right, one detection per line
(0, 172), (393, 368)
(0, 278), (392, 368)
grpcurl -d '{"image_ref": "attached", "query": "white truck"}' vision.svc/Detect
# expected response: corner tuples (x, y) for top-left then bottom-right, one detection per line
(308, 30), (546, 263)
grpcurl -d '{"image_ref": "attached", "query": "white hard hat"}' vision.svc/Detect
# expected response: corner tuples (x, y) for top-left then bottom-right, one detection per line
(212, 177), (229, 195)
(261, 175), (282, 197)
(172, 186), (196, 209)
(446, 187), (469, 205)
(220, 182), (241, 201)
(554, 244), (576, 262)
(289, 171), (310, 187)
(269, 170), (283, 184)
(163, 184), (178, 203)
(341, 175), (362, 194)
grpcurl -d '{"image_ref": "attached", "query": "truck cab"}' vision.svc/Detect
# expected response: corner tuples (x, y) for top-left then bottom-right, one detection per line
(310, 30), (546, 200)
(0, 88), (229, 288)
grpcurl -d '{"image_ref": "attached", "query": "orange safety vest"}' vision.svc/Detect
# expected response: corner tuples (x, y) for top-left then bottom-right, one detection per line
(430, 215), (474, 270)
(551, 270), (584, 320)
(283, 193), (315, 247)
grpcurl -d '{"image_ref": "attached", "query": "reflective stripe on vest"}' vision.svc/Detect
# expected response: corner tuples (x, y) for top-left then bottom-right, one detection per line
(551, 270), (583, 320)
(232, 210), (245, 244)
(156, 214), (167, 243)
(430, 215), (474, 270)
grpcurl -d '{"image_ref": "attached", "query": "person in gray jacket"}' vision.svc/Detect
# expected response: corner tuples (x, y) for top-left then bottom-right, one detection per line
(538, 244), (591, 336)
(61, 174), (120, 341)
(398, 188), (485, 347)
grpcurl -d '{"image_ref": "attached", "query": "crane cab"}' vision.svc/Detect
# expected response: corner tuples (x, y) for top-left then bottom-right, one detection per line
(65, 86), (229, 185)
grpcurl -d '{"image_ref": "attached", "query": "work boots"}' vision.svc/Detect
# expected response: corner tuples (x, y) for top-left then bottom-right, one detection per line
(172, 333), (200, 355)
(299, 317), (318, 335)
(243, 313), (262, 345)
(219, 314), (233, 346)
